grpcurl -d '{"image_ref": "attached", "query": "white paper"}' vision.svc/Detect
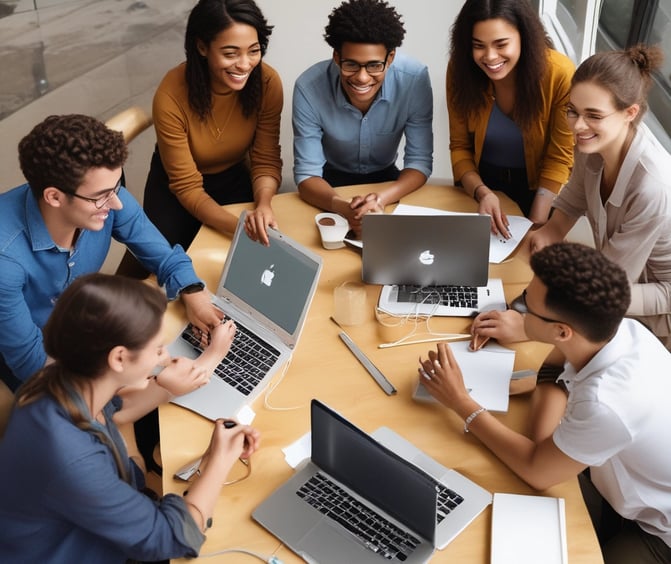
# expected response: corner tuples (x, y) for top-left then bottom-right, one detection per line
(415, 340), (514, 412)
(491, 493), (567, 564)
(392, 204), (532, 264)
(282, 431), (311, 468)
(235, 404), (256, 425)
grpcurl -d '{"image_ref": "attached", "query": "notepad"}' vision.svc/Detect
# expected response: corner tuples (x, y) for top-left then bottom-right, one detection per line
(413, 340), (515, 412)
(490, 493), (568, 564)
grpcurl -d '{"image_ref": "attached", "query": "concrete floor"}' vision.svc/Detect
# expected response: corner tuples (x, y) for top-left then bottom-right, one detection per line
(0, 0), (194, 271)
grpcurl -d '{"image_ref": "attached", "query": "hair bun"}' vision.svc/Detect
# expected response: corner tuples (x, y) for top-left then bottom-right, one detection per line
(627, 44), (664, 74)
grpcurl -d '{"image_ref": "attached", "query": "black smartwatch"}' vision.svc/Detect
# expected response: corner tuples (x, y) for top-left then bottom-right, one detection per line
(180, 282), (205, 295)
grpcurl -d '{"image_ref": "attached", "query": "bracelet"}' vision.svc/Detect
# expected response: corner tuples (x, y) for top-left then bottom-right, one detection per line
(464, 406), (487, 433)
(183, 499), (212, 533)
(472, 184), (486, 202)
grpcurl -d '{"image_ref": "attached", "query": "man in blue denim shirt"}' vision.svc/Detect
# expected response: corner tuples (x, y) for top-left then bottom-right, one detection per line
(0, 114), (223, 391)
(293, 0), (433, 237)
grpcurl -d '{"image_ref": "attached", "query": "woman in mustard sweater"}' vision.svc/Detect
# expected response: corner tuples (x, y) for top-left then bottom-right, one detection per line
(447, 0), (574, 237)
(143, 0), (282, 250)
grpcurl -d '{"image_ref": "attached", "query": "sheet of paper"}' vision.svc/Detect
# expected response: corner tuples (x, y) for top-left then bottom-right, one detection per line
(282, 431), (311, 468)
(392, 204), (532, 263)
(415, 340), (514, 412)
(491, 493), (568, 564)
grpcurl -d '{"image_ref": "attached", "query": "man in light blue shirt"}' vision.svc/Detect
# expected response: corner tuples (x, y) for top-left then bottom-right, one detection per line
(293, 0), (433, 236)
(0, 114), (222, 391)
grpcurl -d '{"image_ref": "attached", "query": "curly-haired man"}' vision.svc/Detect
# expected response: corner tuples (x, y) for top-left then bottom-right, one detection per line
(0, 114), (222, 390)
(419, 242), (671, 563)
(293, 0), (433, 237)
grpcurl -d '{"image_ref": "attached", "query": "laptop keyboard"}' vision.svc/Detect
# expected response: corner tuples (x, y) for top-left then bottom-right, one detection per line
(396, 284), (479, 309)
(296, 472), (467, 560)
(297, 472), (420, 561)
(181, 319), (280, 396)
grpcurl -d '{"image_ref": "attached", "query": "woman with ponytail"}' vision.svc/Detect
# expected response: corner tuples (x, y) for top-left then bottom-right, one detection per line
(473, 45), (671, 353)
(0, 274), (260, 562)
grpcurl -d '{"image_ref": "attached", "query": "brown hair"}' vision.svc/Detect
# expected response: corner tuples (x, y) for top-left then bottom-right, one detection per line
(572, 44), (664, 125)
(18, 114), (127, 199)
(17, 274), (167, 480)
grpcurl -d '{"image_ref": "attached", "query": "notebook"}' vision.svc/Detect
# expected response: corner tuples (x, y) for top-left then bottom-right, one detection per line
(361, 214), (506, 316)
(253, 400), (491, 564)
(169, 213), (322, 421)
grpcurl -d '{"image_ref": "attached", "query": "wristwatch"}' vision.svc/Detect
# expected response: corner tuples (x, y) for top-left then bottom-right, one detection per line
(180, 282), (205, 295)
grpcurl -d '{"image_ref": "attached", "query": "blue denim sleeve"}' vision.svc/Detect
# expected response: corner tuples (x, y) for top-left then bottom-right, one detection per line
(401, 65), (433, 178)
(292, 79), (328, 185)
(0, 255), (47, 383)
(45, 447), (205, 561)
(112, 188), (202, 299)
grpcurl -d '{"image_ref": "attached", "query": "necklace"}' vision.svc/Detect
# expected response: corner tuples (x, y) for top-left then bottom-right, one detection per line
(208, 112), (224, 140)
(207, 96), (237, 140)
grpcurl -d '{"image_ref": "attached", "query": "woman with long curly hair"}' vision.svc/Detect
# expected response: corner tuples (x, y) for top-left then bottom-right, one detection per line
(447, 0), (574, 237)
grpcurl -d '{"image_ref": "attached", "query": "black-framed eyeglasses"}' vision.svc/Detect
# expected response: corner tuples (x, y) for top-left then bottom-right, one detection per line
(510, 290), (563, 324)
(70, 179), (122, 209)
(338, 52), (390, 75)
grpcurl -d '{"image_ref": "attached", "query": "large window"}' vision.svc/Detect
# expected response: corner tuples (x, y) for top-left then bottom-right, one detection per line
(540, 0), (671, 149)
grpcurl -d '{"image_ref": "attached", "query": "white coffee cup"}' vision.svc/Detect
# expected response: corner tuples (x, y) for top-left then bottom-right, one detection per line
(315, 212), (349, 249)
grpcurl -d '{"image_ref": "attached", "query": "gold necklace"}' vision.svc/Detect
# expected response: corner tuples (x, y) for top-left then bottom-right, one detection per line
(208, 112), (224, 140)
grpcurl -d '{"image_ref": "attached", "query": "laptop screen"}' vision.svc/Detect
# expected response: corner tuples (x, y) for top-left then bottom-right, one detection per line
(311, 400), (437, 543)
(221, 228), (321, 335)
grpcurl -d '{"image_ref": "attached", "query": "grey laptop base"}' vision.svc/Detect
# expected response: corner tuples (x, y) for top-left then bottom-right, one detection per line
(377, 278), (506, 317)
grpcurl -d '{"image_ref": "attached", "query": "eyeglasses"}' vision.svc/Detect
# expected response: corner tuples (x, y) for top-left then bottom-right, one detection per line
(566, 107), (617, 126)
(510, 290), (564, 324)
(338, 52), (390, 75)
(70, 179), (122, 209)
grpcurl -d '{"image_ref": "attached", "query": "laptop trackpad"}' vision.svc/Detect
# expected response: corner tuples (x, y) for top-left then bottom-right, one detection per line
(298, 520), (381, 564)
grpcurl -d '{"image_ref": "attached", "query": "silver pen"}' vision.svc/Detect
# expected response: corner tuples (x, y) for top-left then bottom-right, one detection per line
(338, 331), (397, 395)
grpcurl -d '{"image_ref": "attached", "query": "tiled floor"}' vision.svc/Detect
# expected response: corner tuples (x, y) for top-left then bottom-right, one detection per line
(0, 0), (194, 271)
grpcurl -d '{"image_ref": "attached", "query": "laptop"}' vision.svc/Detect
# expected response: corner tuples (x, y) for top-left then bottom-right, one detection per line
(362, 214), (506, 317)
(169, 213), (322, 420)
(253, 400), (492, 564)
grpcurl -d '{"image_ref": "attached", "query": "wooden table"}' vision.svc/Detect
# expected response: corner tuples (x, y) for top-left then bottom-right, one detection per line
(160, 184), (602, 563)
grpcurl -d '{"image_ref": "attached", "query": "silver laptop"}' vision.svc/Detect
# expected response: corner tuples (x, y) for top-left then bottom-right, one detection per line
(253, 400), (491, 564)
(362, 214), (506, 316)
(169, 213), (322, 420)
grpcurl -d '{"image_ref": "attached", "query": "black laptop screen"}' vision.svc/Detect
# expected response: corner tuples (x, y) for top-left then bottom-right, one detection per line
(310, 400), (437, 543)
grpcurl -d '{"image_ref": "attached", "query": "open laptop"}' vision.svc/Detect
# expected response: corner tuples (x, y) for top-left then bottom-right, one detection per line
(169, 213), (322, 420)
(362, 214), (506, 316)
(253, 400), (491, 564)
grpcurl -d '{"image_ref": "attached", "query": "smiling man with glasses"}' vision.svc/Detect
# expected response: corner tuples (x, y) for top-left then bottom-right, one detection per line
(0, 114), (223, 394)
(418, 242), (671, 563)
(293, 0), (433, 237)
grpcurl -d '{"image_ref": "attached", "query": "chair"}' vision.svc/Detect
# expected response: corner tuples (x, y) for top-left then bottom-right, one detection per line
(104, 106), (152, 144)
(0, 379), (14, 438)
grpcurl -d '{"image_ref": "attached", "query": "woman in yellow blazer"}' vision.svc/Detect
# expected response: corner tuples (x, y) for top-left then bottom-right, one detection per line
(447, 0), (574, 237)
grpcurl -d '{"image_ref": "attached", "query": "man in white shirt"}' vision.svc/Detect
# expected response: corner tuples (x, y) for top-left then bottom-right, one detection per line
(419, 242), (671, 564)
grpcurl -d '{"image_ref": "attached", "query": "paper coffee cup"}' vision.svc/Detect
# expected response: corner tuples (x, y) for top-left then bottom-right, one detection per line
(315, 212), (349, 249)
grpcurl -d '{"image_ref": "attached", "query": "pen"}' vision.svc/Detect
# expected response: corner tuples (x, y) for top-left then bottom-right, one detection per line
(338, 331), (397, 395)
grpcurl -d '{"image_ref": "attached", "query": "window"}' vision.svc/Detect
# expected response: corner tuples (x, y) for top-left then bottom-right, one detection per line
(539, 0), (671, 150)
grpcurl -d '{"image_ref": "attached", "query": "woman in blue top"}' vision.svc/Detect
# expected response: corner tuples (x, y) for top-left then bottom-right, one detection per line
(0, 274), (260, 563)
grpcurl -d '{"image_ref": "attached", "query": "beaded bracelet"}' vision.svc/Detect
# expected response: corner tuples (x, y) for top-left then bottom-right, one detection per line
(183, 499), (212, 533)
(464, 406), (487, 433)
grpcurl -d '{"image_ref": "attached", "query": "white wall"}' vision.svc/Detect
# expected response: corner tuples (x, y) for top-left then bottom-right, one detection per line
(257, 0), (461, 188)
